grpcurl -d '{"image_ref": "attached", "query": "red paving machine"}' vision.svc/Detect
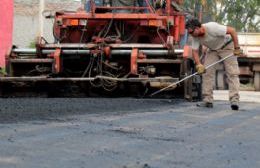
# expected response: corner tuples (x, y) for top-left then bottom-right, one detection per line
(1, 0), (201, 98)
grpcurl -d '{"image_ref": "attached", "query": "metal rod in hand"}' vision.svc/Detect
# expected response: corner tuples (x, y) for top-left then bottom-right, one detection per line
(150, 53), (234, 97)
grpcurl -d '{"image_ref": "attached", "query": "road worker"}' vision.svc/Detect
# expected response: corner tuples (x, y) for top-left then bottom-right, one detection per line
(186, 18), (242, 110)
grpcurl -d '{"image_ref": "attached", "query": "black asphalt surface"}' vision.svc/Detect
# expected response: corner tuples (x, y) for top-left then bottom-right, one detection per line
(0, 98), (260, 168)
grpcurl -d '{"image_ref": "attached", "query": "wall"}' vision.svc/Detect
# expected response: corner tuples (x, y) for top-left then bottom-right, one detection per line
(13, 0), (80, 47)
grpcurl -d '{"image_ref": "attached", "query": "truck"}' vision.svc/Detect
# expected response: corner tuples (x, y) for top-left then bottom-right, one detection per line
(215, 33), (260, 91)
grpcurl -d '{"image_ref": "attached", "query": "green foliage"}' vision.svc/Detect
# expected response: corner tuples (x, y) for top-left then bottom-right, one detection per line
(29, 41), (36, 48)
(184, 0), (260, 32)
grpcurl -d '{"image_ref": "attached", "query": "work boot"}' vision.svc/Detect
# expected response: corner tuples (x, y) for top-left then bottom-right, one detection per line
(197, 102), (213, 108)
(231, 102), (239, 110)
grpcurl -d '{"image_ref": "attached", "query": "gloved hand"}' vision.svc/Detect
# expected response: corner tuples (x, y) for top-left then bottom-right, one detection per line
(196, 64), (206, 74)
(234, 47), (243, 56)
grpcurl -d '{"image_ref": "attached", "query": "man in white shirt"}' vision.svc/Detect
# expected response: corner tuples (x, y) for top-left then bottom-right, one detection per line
(186, 19), (242, 110)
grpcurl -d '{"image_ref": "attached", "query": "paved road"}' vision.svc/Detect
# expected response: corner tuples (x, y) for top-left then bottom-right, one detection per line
(0, 93), (260, 168)
(214, 90), (260, 103)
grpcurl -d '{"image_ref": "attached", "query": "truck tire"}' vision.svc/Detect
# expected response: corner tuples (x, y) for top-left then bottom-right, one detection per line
(254, 72), (260, 91)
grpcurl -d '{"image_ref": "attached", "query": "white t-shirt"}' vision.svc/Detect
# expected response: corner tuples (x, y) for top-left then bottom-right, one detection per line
(192, 22), (232, 50)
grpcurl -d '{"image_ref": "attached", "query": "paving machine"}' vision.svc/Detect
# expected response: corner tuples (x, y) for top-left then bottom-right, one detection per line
(2, 0), (201, 98)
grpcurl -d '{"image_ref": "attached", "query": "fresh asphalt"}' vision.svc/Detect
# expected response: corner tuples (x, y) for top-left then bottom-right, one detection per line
(0, 91), (260, 168)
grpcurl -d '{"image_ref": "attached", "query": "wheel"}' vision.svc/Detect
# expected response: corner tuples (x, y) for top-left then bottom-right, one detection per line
(192, 75), (202, 101)
(182, 59), (202, 101)
(254, 72), (260, 91)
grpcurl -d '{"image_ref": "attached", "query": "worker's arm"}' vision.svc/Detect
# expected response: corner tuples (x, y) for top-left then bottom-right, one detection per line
(192, 49), (201, 65)
(227, 26), (243, 56)
(226, 26), (239, 49)
(192, 49), (205, 74)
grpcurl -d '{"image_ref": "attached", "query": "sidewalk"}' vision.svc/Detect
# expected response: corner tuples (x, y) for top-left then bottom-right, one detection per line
(214, 90), (260, 103)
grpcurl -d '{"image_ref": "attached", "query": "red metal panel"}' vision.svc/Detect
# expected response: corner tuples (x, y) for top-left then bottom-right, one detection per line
(174, 16), (180, 43)
(131, 48), (138, 74)
(183, 45), (191, 58)
(179, 16), (186, 35)
(53, 49), (62, 73)
(0, 0), (13, 71)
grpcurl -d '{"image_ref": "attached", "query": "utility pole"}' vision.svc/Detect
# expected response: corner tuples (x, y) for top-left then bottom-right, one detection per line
(39, 0), (45, 37)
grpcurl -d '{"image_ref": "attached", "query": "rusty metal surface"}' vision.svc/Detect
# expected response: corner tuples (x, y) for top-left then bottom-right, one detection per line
(57, 13), (172, 20)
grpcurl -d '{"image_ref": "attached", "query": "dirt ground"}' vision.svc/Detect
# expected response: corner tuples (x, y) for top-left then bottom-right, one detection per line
(0, 91), (260, 168)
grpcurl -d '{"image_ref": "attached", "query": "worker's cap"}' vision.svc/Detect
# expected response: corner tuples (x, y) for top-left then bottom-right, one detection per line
(185, 18), (201, 30)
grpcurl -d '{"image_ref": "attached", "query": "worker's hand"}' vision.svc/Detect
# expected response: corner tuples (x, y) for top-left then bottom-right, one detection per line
(196, 64), (206, 74)
(234, 47), (243, 56)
